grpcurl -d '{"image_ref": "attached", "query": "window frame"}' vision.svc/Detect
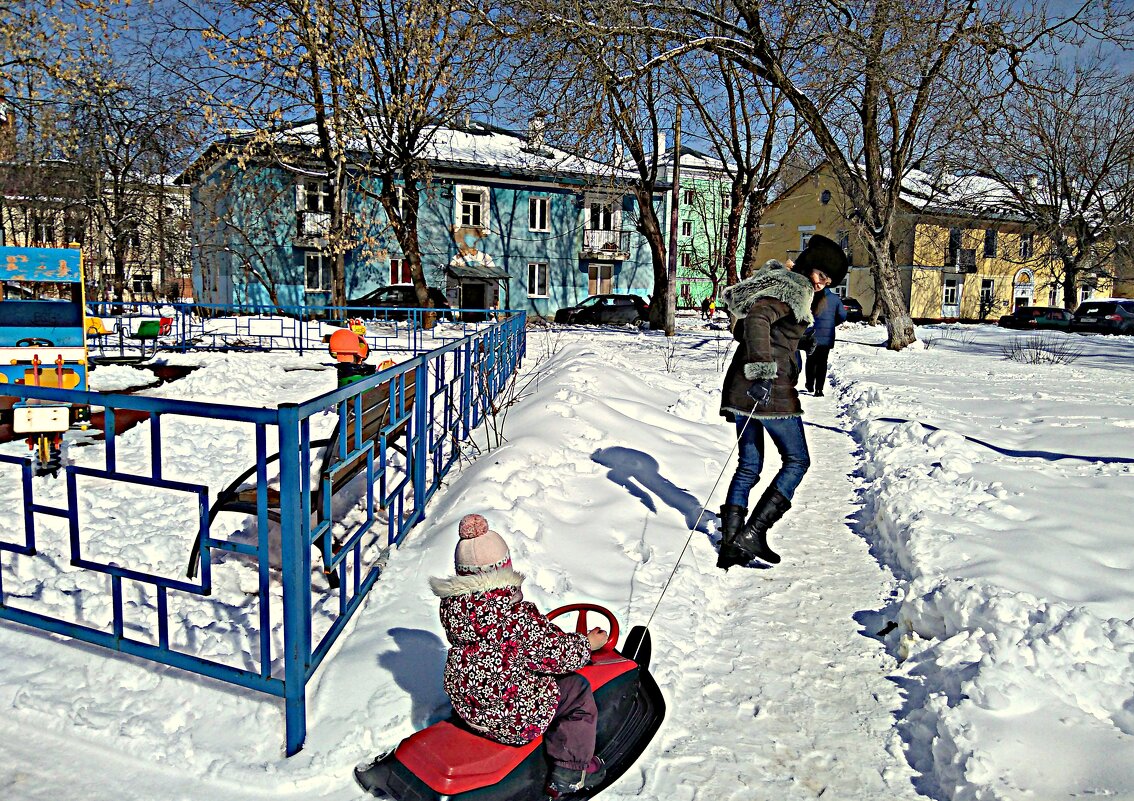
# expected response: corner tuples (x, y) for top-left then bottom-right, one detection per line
(983, 228), (998, 258)
(943, 277), (960, 306)
(304, 252), (333, 293)
(457, 185), (489, 230)
(681, 220), (693, 237)
(389, 256), (411, 285)
(980, 278), (995, 302)
(528, 196), (550, 232)
(527, 261), (549, 298)
(1019, 233), (1034, 260)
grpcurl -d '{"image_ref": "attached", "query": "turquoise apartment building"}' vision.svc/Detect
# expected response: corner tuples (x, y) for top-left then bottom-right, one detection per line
(181, 120), (661, 318)
(660, 146), (744, 309)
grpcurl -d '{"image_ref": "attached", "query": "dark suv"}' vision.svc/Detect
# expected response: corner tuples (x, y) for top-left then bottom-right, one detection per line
(1070, 299), (1134, 335)
(554, 294), (650, 326)
(997, 306), (1073, 330)
(346, 285), (452, 320)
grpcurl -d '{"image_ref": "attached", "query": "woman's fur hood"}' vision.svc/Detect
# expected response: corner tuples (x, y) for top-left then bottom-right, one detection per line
(430, 566), (525, 599)
(721, 261), (814, 325)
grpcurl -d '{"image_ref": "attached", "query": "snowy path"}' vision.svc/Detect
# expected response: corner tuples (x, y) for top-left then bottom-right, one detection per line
(601, 366), (919, 801)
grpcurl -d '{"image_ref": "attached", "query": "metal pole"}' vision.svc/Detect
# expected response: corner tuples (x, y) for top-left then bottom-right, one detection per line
(665, 106), (682, 337)
(278, 403), (310, 755)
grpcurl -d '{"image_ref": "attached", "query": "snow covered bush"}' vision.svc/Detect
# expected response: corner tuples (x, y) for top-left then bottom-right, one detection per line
(1000, 333), (1083, 365)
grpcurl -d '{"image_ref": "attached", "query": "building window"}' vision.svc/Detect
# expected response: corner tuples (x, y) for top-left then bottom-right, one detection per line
(528, 196), (549, 232)
(1019, 233), (1034, 260)
(721, 193), (731, 210)
(131, 275), (154, 294)
(31, 212), (55, 245)
(983, 228), (998, 258)
(389, 257), (411, 284)
(63, 214), (85, 245)
(681, 220), (693, 237)
(943, 278), (959, 306)
(1048, 287), (1059, 306)
(587, 263), (612, 295)
(459, 187), (488, 228)
(589, 200), (614, 231)
(980, 278), (995, 303)
(305, 252), (332, 292)
(800, 231), (813, 251)
(820, 190), (832, 205)
(527, 262), (548, 297)
(1080, 284), (1091, 303)
(682, 189), (696, 205)
(300, 180), (332, 212)
(681, 251), (692, 269)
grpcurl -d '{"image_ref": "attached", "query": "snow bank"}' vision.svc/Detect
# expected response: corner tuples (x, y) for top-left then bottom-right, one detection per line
(836, 325), (1134, 800)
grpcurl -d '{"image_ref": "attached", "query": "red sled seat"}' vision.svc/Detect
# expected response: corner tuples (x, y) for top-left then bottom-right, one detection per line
(396, 656), (636, 796)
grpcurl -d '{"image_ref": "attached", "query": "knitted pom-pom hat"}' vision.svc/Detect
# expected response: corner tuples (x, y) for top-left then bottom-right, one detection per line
(454, 513), (513, 576)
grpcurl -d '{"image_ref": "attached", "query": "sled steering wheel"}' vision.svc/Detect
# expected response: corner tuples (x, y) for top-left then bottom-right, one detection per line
(17, 337), (54, 347)
(547, 603), (619, 653)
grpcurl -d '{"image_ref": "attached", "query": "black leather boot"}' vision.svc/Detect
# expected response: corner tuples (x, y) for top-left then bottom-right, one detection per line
(717, 486), (791, 570)
(718, 504), (747, 548)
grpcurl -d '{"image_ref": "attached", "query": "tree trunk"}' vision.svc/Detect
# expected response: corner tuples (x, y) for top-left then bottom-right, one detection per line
(740, 194), (763, 279)
(869, 242), (916, 349)
(635, 186), (669, 329)
(389, 175), (437, 330)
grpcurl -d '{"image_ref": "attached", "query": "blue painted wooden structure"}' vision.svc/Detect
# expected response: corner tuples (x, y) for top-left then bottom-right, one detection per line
(0, 308), (525, 754)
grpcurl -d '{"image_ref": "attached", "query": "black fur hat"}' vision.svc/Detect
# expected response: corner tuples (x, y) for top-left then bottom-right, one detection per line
(795, 235), (849, 288)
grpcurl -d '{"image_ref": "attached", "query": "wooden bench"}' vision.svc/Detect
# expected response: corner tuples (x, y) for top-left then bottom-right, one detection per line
(186, 370), (417, 586)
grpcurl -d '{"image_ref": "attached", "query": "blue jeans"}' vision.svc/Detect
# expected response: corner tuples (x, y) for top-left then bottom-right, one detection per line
(724, 415), (810, 507)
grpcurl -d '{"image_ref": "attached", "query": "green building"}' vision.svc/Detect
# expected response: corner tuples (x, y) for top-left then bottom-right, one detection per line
(660, 146), (744, 309)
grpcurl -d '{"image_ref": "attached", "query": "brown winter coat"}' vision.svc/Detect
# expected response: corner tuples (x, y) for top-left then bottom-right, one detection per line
(719, 267), (814, 419)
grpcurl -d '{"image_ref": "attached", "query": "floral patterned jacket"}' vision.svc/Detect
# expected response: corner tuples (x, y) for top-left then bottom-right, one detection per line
(430, 567), (591, 745)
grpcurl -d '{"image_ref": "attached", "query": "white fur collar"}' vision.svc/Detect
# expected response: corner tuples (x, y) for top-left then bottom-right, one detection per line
(721, 266), (814, 325)
(430, 566), (526, 598)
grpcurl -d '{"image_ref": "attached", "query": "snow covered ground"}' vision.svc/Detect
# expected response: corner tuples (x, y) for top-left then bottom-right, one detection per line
(1, 317), (1132, 801)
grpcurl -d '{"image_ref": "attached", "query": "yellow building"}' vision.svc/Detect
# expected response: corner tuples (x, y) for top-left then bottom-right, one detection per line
(756, 163), (1113, 321)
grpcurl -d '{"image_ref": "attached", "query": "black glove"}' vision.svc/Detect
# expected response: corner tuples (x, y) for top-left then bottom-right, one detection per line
(798, 333), (817, 356)
(746, 379), (773, 407)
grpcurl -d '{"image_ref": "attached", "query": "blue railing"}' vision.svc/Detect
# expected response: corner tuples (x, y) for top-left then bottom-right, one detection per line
(85, 300), (501, 360)
(0, 308), (526, 754)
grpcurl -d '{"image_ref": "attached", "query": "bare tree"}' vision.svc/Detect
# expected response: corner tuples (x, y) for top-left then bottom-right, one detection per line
(673, 47), (809, 283)
(550, 0), (1134, 349)
(964, 60), (1134, 309)
(494, 1), (679, 331)
(176, 0), (501, 320)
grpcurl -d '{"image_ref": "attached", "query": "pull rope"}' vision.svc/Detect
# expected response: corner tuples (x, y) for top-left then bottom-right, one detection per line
(643, 412), (757, 630)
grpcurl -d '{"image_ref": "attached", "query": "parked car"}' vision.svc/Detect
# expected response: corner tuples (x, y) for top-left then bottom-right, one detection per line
(346, 285), (452, 320)
(841, 296), (864, 323)
(554, 294), (650, 326)
(1070, 299), (1134, 335)
(997, 306), (1074, 330)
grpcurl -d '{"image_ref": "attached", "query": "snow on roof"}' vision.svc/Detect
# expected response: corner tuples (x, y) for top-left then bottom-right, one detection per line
(254, 118), (637, 184)
(896, 168), (1024, 220)
(657, 145), (733, 174)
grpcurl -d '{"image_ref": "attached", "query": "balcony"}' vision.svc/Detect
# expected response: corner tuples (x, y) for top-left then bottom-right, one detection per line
(582, 229), (631, 261)
(296, 210), (331, 245)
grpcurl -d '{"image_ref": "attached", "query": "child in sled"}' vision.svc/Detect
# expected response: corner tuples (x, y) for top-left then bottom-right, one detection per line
(430, 513), (609, 798)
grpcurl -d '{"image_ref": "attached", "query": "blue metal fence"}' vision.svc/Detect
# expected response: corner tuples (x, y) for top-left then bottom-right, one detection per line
(85, 300), (498, 359)
(0, 308), (526, 754)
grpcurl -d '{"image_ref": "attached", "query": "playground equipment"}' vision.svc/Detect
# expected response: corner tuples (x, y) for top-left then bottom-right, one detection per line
(0, 245), (91, 475)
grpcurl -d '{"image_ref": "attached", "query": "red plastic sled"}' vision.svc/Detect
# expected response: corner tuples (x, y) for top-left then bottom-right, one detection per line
(354, 604), (665, 800)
